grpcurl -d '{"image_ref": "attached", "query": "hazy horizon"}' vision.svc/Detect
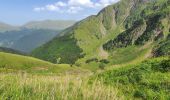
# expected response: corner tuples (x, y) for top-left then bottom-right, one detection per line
(0, 0), (119, 25)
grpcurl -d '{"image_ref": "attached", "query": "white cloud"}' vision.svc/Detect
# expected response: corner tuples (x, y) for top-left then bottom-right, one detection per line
(34, 7), (45, 12)
(68, 0), (94, 7)
(67, 6), (83, 14)
(46, 4), (59, 11)
(34, 0), (120, 13)
(55, 1), (67, 7)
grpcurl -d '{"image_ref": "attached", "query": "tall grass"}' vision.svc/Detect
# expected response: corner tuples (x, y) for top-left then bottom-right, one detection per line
(0, 73), (121, 100)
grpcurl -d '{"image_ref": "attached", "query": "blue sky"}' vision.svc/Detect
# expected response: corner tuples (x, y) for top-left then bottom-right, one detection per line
(0, 0), (119, 25)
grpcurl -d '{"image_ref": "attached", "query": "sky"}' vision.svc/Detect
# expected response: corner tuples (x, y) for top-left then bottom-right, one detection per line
(0, 0), (119, 25)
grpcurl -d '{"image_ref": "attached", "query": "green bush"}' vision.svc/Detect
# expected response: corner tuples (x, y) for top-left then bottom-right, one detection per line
(99, 59), (110, 64)
(99, 63), (106, 70)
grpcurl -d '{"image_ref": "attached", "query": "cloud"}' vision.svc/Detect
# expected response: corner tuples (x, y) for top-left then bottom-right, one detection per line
(34, 0), (120, 13)
(46, 4), (59, 11)
(34, 7), (45, 12)
(68, 0), (94, 7)
(67, 6), (83, 14)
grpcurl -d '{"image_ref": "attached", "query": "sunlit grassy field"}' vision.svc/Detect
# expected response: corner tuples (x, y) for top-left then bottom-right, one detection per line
(0, 51), (169, 100)
(94, 57), (170, 99)
(0, 73), (121, 100)
(0, 52), (86, 74)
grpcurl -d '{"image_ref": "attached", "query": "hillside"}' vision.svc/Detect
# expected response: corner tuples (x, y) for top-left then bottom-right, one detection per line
(94, 57), (170, 99)
(0, 47), (26, 55)
(32, 0), (170, 69)
(0, 29), (59, 53)
(0, 52), (79, 74)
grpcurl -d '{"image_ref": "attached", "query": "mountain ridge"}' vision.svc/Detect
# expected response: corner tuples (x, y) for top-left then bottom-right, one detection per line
(32, 0), (170, 68)
(0, 20), (76, 53)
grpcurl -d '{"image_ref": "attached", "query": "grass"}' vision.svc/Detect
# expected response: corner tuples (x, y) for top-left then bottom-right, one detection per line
(0, 51), (169, 100)
(108, 45), (151, 65)
(0, 52), (86, 74)
(0, 73), (121, 100)
(94, 57), (170, 99)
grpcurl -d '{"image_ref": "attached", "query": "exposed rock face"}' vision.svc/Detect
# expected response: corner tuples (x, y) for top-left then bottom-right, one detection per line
(103, 0), (170, 51)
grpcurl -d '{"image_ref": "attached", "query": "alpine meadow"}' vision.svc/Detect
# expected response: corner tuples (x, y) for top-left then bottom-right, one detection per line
(0, 0), (170, 100)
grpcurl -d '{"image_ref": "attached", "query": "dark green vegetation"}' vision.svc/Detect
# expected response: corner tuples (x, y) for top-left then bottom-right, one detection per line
(94, 57), (170, 99)
(0, 47), (26, 55)
(32, 0), (170, 69)
(32, 34), (84, 64)
(153, 34), (170, 57)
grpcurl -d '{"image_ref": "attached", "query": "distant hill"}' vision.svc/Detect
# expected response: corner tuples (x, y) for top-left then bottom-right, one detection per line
(23, 20), (75, 30)
(0, 47), (26, 55)
(0, 28), (59, 53)
(32, 0), (170, 68)
(0, 22), (19, 32)
(0, 20), (76, 53)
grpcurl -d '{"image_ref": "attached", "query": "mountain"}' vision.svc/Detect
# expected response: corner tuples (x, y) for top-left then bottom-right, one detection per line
(0, 22), (19, 32)
(0, 47), (26, 55)
(0, 28), (59, 53)
(23, 20), (75, 30)
(32, 0), (170, 67)
(0, 20), (76, 53)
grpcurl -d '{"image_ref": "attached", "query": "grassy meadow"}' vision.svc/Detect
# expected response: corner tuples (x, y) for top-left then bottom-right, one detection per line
(0, 73), (121, 100)
(0, 51), (169, 100)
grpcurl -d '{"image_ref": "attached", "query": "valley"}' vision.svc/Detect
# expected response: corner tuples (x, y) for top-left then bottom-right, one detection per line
(0, 0), (169, 99)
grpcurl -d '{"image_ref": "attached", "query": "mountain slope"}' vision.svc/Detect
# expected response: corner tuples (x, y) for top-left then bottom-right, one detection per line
(0, 47), (26, 55)
(32, 0), (143, 64)
(32, 0), (170, 68)
(0, 29), (59, 53)
(95, 57), (170, 99)
(0, 20), (75, 53)
(0, 52), (77, 74)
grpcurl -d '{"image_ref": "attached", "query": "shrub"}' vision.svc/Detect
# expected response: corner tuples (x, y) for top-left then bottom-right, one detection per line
(134, 90), (147, 99)
(99, 59), (110, 64)
(85, 58), (98, 63)
(99, 63), (106, 70)
(154, 59), (170, 72)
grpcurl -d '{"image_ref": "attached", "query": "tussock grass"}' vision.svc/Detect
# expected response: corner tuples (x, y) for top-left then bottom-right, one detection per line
(0, 73), (121, 100)
(95, 57), (170, 99)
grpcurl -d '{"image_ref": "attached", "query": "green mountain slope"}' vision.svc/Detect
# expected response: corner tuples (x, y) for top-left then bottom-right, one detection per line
(0, 52), (77, 74)
(94, 57), (170, 99)
(32, 0), (170, 69)
(153, 34), (170, 57)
